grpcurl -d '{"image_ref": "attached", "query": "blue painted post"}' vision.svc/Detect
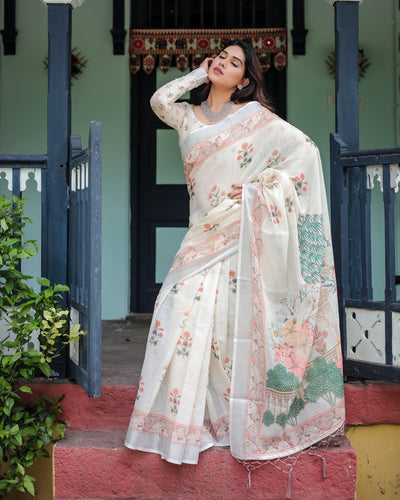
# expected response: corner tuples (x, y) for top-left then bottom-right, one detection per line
(335, 1), (372, 302)
(45, 4), (72, 377)
(331, 1), (362, 351)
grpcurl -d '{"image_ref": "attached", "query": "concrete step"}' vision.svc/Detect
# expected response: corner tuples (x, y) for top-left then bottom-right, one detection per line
(54, 430), (356, 500)
(29, 383), (136, 430)
(29, 381), (400, 433)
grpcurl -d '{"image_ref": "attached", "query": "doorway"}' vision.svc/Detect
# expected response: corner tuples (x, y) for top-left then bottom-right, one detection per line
(130, 0), (287, 312)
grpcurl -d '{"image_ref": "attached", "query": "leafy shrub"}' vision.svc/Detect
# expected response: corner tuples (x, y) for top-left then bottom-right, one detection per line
(0, 195), (84, 497)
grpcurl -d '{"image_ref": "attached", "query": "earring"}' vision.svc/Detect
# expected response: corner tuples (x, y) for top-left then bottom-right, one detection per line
(238, 84), (243, 90)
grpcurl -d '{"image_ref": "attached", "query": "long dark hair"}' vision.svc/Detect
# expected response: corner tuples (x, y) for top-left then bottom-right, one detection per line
(203, 39), (273, 110)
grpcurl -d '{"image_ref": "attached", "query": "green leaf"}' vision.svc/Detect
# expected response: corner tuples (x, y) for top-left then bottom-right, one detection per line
(20, 426), (35, 437)
(9, 424), (19, 435)
(4, 280), (13, 294)
(41, 396), (54, 405)
(17, 385), (32, 394)
(0, 218), (8, 231)
(38, 363), (51, 378)
(36, 277), (51, 287)
(23, 476), (35, 496)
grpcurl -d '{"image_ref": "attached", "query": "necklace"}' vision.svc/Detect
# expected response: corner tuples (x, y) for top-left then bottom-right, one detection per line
(200, 100), (234, 122)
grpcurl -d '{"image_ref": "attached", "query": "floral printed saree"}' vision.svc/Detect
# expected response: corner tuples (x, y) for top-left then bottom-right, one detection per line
(125, 69), (345, 465)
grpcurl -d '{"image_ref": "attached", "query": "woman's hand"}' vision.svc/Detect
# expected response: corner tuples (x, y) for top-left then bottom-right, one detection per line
(200, 57), (214, 82)
(228, 184), (243, 201)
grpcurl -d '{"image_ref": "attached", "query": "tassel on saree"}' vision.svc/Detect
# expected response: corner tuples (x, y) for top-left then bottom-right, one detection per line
(246, 469), (252, 489)
(286, 471), (292, 499)
(321, 455), (327, 478)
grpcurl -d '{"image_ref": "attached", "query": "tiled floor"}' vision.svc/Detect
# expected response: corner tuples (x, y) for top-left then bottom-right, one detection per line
(101, 314), (151, 386)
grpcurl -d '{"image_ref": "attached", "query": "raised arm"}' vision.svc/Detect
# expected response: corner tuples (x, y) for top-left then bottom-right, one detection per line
(150, 67), (208, 130)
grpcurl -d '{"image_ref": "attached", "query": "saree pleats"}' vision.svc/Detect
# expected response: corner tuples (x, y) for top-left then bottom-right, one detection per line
(126, 254), (238, 464)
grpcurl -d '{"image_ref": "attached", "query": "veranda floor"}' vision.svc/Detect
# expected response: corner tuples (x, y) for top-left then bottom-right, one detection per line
(101, 314), (150, 386)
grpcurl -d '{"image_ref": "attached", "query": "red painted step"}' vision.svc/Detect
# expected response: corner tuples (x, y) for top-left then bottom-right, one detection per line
(29, 383), (136, 430)
(25, 383), (358, 499)
(54, 430), (356, 500)
(28, 382), (400, 432)
(28, 380), (400, 499)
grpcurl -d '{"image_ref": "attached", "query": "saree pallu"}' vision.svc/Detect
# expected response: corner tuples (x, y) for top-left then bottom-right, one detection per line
(125, 102), (345, 464)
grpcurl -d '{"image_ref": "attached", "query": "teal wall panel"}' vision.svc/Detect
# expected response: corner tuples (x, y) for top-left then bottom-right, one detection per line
(71, 0), (130, 319)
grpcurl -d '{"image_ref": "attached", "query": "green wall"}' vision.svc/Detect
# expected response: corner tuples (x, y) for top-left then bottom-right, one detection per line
(71, 0), (130, 319)
(0, 0), (396, 319)
(287, 0), (396, 182)
(0, 0), (130, 319)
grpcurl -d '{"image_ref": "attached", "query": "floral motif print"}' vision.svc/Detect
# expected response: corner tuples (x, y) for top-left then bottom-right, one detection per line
(149, 320), (164, 345)
(264, 173), (279, 190)
(285, 197), (294, 212)
(208, 185), (227, 207)
(273, 345), (308, 379)
(229, 270), (237, 293)
(187, 177), (196, 199)
(313, 326), (328, 355)
(223, 357), (232, 379)
(136, 375), (144, 401)
(266, 149), (285, 168)
(176, 331), (193, 357)
(291, 172), (308, 194)
(211, 337), (220, 359)
(203, 223), (219, 232)
(223, 387), (231, 402)
(170, 281), (185, 294)
(169, 388), (181, 415)
(237, 142), (254, 168)
(272, 319), (314, 378)
(194, 281), (204, 301)
(268, 204), (282, 224)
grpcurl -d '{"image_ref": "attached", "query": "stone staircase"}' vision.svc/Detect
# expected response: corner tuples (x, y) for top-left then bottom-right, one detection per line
(29, 383), (357, 500)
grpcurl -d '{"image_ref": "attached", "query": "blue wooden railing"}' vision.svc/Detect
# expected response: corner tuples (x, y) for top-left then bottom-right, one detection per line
(331, 133), (400, 383)
(68, 122), (102, 397)
(0, 154), (48, 271)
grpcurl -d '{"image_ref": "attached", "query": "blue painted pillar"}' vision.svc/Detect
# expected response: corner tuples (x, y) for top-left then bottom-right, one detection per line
(334, 2), (359, 149)
(330, 1), (361, 350)
(332, 1), (372, 306)
(44, 4), (72, 377)
(336, 1), (371, 302)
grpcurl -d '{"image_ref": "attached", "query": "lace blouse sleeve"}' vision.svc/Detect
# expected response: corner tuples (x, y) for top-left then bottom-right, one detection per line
(150, 68), (208, 130)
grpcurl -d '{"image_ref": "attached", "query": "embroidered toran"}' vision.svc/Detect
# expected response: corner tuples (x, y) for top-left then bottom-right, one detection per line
(129, 28), (287, 74)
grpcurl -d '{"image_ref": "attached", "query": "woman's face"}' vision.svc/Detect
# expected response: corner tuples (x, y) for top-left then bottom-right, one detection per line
(208, 45), (247, 91)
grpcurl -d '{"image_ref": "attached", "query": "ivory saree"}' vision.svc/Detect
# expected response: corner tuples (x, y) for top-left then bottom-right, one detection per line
(125, 68), (345, 465)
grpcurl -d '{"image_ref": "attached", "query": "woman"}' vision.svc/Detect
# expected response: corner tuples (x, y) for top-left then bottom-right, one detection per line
(125, 40), (345, 467)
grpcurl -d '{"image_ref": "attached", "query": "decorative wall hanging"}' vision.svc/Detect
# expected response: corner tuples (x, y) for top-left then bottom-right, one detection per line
(129, 28), (287, 75)
(325, 49), (370, 80)
(43, 47), (87, 82)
